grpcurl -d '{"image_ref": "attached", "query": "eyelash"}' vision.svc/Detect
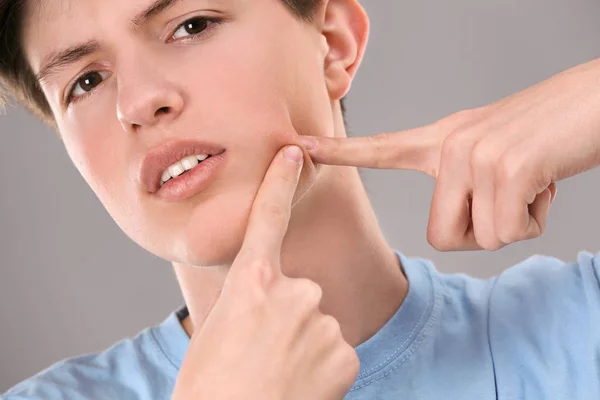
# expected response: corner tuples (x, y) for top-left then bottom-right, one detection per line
(65, 16), (223, 106)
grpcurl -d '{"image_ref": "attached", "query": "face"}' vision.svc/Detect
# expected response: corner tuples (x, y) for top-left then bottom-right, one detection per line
(22, 0), (337, 266)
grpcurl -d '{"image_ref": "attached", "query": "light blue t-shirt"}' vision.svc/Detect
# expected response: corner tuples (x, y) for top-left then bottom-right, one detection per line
(3, 250), (600, 399)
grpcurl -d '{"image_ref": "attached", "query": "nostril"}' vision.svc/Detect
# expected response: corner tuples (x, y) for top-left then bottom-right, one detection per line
(156, 107), (169, 115)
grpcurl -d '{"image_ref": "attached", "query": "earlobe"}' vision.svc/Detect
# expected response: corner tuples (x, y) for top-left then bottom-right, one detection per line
(321, 0), (369, 100)
(324, 61), (352, 101)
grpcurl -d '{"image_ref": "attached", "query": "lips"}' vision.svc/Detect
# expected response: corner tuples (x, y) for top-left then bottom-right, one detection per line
(140, 139), (226, 194)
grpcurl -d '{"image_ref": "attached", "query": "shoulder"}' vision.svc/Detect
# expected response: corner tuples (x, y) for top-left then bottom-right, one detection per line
(489, 250), (600, 322)
(2, 324), (178, 400)
(487, 250), (600, 399)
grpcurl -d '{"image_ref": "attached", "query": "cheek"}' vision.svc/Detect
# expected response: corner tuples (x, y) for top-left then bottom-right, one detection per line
(55, 22), (331, 266)
(169, 18), (331, 139)
(61, 128), (114, 193)
(60, 91), (122, 179)
(178, 45), (289, 128)
(60, 115), (138, 231)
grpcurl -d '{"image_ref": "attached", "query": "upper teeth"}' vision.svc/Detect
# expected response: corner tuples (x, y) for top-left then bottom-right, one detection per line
(160, 154), (210, 186)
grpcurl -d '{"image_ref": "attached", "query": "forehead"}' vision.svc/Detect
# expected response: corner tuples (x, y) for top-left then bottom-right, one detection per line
(22, 0), (128, 72)
(26, 0), (113, 34)
(21, 0), (238, 73)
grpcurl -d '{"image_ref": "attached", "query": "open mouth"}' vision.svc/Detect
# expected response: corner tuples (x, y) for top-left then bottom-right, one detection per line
(159, 154), (214, 187)
(140, 139), (227, 196)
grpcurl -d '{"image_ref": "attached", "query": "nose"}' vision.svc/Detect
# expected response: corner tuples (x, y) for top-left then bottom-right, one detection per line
(116, 66), (184, 133)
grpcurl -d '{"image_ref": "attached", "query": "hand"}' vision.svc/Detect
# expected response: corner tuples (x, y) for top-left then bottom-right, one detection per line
(301, 59), (600, 251)
(171, 145), (359, 400)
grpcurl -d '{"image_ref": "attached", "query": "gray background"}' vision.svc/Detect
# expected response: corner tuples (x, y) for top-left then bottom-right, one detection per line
(1, 0), (599, 392)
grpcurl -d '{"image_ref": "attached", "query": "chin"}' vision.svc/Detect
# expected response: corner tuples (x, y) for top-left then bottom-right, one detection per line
(171, 156), (317, 267)
(115, 153), (318, 268)
(143, 191), (255, 267)
(178, 203), (252, 267)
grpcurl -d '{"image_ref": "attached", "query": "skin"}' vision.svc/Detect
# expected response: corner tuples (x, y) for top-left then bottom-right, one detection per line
(172, 145), (360, 399)
(301, 58), (600, 251)
(16, 0), (600, 396)
(21, 0), (407, 349)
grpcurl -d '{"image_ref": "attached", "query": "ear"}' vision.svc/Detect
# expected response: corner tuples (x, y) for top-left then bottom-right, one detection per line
(318, 0), (369, 101)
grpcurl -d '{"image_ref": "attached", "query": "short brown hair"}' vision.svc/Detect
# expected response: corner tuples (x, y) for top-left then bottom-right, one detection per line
(0, 0), (347, 129)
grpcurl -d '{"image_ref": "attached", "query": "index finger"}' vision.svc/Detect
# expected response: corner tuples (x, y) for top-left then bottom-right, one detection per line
(235, 145), (304, 269)
(300, 126), (438, 177)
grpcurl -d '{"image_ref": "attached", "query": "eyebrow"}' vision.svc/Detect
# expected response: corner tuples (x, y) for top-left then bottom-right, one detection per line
(132, 0), (181, 29)
(35, 0), (181, 85)
(35, 41), (100, 85)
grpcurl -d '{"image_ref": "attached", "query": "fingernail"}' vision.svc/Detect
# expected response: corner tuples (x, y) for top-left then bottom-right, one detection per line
(300, 136), (317, 150)
(284, 145), (303, 163)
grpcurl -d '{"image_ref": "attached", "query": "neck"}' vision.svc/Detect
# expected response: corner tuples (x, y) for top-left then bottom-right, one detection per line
(173, 110), (408, 347)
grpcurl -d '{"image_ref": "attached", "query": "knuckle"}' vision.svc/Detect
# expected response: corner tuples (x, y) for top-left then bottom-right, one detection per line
(284, 279), (323, 319)
(495, 216), (527, 245)
(245, 258), (278, 288)
(474, 236), (502, 251)
(319, 314), (343, 342)
(441, 130), (469, 163)
(367, 133), (394, 168)
(429, 240), (454, 252)
(369, 132), (392, 149)
(497, 226), (527, 244)
(496, 153), (527, 186)
(329, 140), (343, 158)
(497, 231), (518, 245)
(527, 227), (543, 240)
(336, 345), (360, 379)
(471, 142), (495, 172)
(497, 231), (516, 244)
(472, 223), (501, 251)
(296, 279), (323, 306)
(449, 108), (479, 124)
(436, 109), (475, 131)
(427, 225), (457, 252)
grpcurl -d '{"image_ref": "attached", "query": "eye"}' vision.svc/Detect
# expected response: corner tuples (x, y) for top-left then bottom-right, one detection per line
(172, 17), (213, 40)
(68, 71), (110, 103)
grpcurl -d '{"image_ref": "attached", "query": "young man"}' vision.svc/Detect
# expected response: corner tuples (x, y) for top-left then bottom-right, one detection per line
(1, 0), (599, 398)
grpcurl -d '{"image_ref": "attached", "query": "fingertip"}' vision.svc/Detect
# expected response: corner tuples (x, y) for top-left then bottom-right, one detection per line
(284, 145), (303, 163)
(299, 136), (318, 151)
